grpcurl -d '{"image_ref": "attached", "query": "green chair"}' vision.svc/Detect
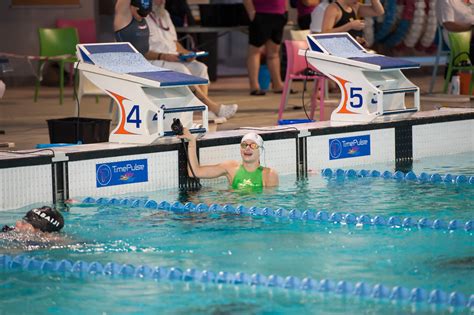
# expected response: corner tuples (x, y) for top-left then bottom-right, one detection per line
(443, 30), (474, 95)
(34, 27), (78, 104)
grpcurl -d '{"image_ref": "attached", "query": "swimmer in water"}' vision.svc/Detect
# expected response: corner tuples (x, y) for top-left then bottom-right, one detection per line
(2, 206), (64, 234)
(1, 206), (65, 252)
(178, 128), (279, 189)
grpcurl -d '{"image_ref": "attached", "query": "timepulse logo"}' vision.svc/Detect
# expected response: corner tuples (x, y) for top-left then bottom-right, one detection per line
(329, 135), (371, 160)
(96, 159), (148, 187)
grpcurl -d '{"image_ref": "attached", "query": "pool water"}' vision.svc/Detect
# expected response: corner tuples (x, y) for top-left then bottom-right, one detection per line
(0, 153), (473, 314)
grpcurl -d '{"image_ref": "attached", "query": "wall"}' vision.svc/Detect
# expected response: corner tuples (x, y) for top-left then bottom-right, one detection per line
(0, 0), (96, 85)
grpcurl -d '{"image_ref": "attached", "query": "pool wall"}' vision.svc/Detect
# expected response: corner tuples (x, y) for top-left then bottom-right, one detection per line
(0, 111), (472, 210)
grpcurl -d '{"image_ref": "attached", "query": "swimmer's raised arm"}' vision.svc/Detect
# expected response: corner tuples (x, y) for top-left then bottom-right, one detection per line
(177, 128), (235, 180)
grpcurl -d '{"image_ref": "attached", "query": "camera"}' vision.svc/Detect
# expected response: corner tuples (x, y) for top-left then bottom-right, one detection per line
(171, 118), (184, 135)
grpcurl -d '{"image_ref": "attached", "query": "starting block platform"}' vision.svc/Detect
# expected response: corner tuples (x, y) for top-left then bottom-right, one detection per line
(304, 33), (421, 122)
(76, 42), (209, 144)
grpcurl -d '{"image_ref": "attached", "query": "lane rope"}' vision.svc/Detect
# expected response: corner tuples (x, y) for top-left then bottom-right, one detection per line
(81, 197), (474, 232)
(0, 254), (471, 309)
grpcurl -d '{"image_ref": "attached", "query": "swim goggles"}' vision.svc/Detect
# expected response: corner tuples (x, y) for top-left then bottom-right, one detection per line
(240, 142), (259, 150)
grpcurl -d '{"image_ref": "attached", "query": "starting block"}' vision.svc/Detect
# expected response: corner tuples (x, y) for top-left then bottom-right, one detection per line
(76, 42), (208, 144)
(304, 33), (420, 122)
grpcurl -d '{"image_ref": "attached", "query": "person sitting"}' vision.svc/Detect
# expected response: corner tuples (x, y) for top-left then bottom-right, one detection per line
(113, 0), (238, 123)
(2, 206), (64, 234)
(178, 128), (279, 189)
(321, 0), (384, 46)
(146, 0), (238, 121)
(436, 0), (474, 62)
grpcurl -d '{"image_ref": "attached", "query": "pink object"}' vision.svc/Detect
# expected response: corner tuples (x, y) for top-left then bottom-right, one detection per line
(253, 0), (286, 14)
(278, 40), (327, 122)
(56, 19), (97, 44)
(297, 1), (316, 17)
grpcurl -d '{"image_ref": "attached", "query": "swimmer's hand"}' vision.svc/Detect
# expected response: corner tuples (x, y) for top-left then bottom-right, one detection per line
(177, 128), (196, 142)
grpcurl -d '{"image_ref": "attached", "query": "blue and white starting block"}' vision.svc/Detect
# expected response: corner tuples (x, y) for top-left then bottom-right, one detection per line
(304, 33), (420, 122)
(76, 42), (208, 144)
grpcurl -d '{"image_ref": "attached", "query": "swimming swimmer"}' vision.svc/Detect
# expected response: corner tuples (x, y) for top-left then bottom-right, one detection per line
(1, 206), (66, 253)
(2, 206), (64, 234)
(177, 128), (279, 189)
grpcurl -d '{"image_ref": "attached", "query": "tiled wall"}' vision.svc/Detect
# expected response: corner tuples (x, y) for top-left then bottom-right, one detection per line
(0, 165), (52, 210)
(413, 120), (474, 159)
(68, 151), (179, 199)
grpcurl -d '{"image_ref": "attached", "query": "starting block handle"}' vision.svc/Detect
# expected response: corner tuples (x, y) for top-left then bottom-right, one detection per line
(164, 127), (207, 137)
(163, 106), (207, 114)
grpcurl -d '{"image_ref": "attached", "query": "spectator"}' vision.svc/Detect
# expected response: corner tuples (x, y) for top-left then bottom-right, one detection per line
(436, 0), (474, 61)
(146, 0), (237, 121)
(165, 0), (195, 27)
(114, 0), (237, 122)
(297, 0), (320, 30)
(310, 0), (332, 33)
(243, 0), (288, 96)
(322, 0), (384, 46)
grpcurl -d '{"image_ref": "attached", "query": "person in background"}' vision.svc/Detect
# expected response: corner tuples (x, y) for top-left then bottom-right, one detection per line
(243, 0), (288, 96)
(297, 0), (320, 30)
(165, 0), (195, 27)
(114, 0), (237, 122)
(178, 128), (279, 189)
(0, 80), (5, 99)
(310, 0), (332, 33)
(146, 0), (238, 121)
(321, 0), (384, 46)
(436, 0), (474, 62)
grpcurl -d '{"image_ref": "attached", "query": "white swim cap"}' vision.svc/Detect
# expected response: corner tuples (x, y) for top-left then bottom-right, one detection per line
(241, 133), (265, 166)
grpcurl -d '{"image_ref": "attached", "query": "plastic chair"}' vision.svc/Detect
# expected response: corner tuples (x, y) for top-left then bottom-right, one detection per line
(428, 25), (451, 94)
(56, 19), (108, 105)
(34, 27), (78, 104)
(443, 30), (474, 95)
(278, 40), (327, 122)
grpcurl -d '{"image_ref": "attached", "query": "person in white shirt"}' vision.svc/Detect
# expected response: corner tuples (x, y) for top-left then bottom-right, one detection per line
(436, 0), (474, 61)
(437, 0), (474, 33)
(145, 0), (238, 121)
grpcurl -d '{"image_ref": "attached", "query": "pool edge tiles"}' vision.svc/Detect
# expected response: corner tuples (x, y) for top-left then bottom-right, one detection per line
(0, 110), (473, 211)
(68, 151), (179, 198)
(413, 120), (474, 159)
(0, 165), (53, 210)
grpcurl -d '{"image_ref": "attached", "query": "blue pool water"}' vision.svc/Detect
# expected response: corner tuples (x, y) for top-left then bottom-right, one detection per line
(0, 153), (473, 314)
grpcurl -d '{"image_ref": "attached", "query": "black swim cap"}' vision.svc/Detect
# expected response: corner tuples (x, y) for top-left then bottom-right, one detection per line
(130, 0), (152, 17)
(23, 206), (64, 232)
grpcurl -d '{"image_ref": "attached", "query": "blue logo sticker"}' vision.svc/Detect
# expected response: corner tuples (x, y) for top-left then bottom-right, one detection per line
(96, 159), (148, 187)
(329, 135), (370, 160)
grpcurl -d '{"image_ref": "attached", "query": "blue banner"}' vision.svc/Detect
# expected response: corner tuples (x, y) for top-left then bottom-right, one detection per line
(329, 135), (371, 160)
(96, 159), (148, 187)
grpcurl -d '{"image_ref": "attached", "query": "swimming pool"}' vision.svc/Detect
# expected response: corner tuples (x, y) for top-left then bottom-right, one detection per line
(1, 152), (472, 313)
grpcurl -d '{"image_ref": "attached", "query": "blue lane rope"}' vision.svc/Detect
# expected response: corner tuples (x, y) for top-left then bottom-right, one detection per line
(81, 198), (474, 232)
(0, 254), (471, 309)
(321, 168), (474, 185)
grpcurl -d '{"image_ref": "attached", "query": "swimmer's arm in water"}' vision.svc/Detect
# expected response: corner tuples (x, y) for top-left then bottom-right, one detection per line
(177, 128), (237, 180)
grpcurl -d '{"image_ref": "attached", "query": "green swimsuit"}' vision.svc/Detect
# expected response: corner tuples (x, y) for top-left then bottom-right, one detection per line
(231, 165), (264, 189)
